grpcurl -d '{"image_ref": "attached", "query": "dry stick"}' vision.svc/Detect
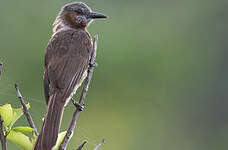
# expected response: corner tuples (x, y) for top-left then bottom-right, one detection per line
(0, 116), (7, 150)
(14, 84), (38, 136)
(59, 35), (98, 150)
(94, 139), (105, 150)
(76, 141), (87, 150)
(0, 63), (6, 150)
(0, 63), (2, 80)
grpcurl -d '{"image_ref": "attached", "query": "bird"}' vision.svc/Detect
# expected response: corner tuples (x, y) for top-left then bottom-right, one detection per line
(34, 2), (107, 150)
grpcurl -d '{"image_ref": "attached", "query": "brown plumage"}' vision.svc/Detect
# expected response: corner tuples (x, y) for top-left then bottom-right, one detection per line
(34, 2), (106, 150)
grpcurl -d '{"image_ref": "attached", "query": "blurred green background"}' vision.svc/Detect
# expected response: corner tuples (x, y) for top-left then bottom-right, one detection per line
(0, 0), (228, 149)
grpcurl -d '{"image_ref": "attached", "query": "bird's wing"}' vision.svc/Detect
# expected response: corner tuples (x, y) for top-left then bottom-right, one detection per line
(44, 29), (93, 105)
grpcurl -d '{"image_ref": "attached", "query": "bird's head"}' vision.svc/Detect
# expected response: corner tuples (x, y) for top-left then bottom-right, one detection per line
(53, 2), (107, 32)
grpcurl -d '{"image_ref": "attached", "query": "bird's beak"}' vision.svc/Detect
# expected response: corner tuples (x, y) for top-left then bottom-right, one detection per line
(88, 12), (107, 19)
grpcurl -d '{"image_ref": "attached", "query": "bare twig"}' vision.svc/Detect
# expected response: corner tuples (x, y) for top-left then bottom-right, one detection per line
(0, 63), (2, 79)
(94, 139), (105, 150)
(14, 84), (38, 136)
(59, 35), (98, 150)
(0, 63), (6, 150)
(76, 141), (87, 150)
(0, 116), (7, 150)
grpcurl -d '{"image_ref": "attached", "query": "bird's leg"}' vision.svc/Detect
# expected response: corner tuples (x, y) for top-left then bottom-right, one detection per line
(71, 98), (84, 111)
(89, 62), (98, 68)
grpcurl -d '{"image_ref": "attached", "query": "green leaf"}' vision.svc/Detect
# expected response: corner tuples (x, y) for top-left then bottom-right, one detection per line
(52, 131), (73, 150)
(6, 130), (33, 150)
(0, 104), (13, 127)
(10, 103), (30, 128)
(31, 134), (38, 147)
(12, 126), (34, 134)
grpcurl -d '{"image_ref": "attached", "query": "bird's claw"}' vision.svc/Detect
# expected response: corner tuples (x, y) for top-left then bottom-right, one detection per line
(71, 99), (84, 111)
(89, 62), (98, 68)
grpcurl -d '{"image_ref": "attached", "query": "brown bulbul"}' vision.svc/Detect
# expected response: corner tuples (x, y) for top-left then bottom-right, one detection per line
(34, 2), (107, 150)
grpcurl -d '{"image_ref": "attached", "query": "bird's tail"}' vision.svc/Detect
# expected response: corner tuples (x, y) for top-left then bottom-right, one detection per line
(34, 91), (66, 150)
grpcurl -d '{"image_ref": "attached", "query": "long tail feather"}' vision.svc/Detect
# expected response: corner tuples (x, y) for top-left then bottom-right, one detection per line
(34, 92), (65, 150)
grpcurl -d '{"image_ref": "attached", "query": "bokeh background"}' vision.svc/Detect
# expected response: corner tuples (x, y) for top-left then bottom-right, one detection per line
(0, 0), (228, 149)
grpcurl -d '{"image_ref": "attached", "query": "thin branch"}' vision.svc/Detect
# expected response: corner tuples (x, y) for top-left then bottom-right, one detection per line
(79, 34), (98, 105)
(0, 62), (2, 79)
(59, 35), (98, 150)
(14, 84), (38, 136)
(76, 141), (87, 150)
(94, 139), (105, 150)
(0, 63), (6, 150)
(0, 115), (7, 150)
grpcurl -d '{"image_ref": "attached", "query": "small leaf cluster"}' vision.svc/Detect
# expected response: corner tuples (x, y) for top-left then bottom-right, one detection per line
(0, 104), (72, 150)
(0, 103), (36, 150)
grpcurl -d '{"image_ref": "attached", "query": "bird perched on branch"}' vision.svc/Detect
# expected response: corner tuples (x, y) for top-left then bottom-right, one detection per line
(34, 2), (107, 150)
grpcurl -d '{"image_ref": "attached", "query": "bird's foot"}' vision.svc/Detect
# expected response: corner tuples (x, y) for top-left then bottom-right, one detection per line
(89, 62), (98, 68)
(71, 98), (84, 111)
